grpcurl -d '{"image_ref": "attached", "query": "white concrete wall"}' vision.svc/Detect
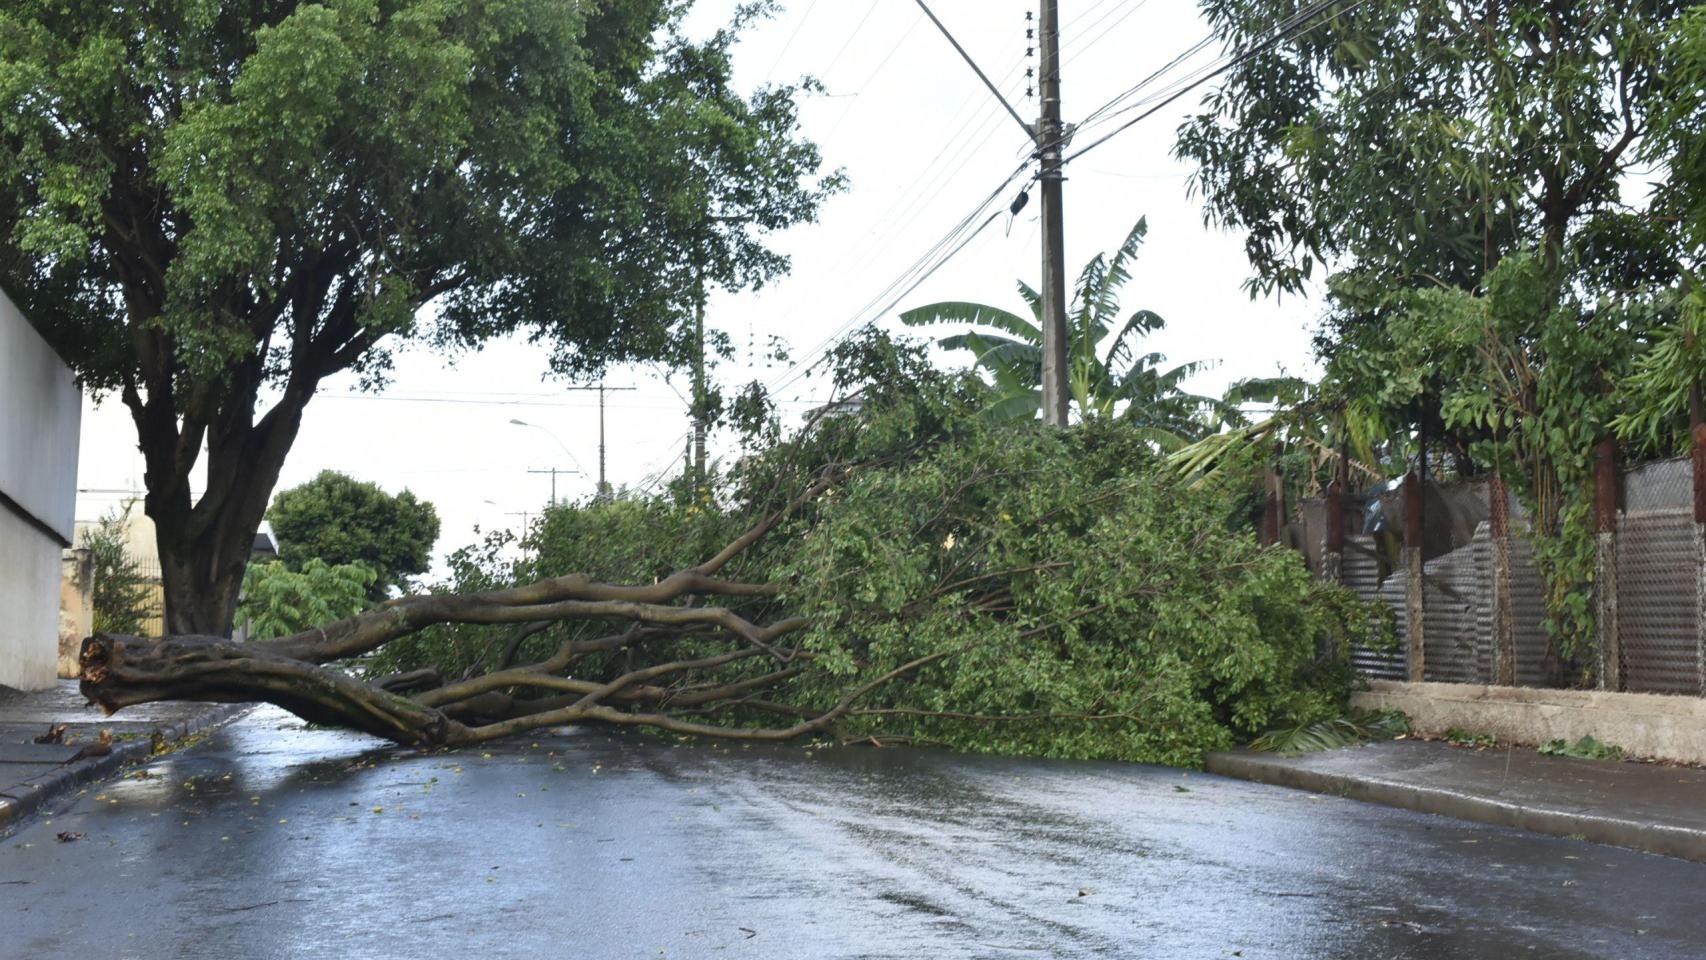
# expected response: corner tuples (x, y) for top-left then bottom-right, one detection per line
(0, 287), (81, 690)
(1353, 680), (1706, 766)
(0, 509), (62, 688)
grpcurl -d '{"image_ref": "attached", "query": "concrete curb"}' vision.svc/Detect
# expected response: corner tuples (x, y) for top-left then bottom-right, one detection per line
(1206, 750), (1706, 863)
(0, 704), (249, 832)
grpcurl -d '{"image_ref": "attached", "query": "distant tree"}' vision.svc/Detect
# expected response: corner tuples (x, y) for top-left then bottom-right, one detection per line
(0, 0), (839, 635)
(268, 471), (439, 600)
(78, 506), (155, 636)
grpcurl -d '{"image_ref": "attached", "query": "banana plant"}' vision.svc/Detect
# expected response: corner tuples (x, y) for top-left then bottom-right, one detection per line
(899, 218), (1221, 446)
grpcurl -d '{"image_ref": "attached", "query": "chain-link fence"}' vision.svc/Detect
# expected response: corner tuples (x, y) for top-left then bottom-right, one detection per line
(1614, 458), (1698, 694)
(130, 555), (167, 638)
(1317, 455), (1705, 696)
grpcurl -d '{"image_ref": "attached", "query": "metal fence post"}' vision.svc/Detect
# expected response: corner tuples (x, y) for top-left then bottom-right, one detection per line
(1596, 437), (1622, 692)
(1323, 452), (1347, 585)
(1320, 456), (1348, 662)
(1694, 421), (1705, 696)
(1404, 470), (1425, 683)
(1489, 471), (1515, 686)
(1260, 462), (1283, 548)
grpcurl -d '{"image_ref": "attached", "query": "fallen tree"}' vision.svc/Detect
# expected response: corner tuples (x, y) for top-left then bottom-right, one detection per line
(81, 334), (1383, 766)
(80, 479), (914, 747)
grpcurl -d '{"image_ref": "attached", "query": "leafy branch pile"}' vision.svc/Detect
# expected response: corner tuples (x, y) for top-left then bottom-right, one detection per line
(87, 336), (1375, 766)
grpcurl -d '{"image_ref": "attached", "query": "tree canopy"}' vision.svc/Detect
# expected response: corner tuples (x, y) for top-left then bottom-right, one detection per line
(267, 470), (439, 600)
(1174, 0), (1701, 680)
(1178, 0), (1687, 298)
(0, 0), (840, 633)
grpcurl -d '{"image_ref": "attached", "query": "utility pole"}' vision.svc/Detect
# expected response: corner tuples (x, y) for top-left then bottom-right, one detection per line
(1036, 0), (1070, 427)
(691, 264), (708, 480)
(585, 383), (640, 500)
(598, 384), (608, 500)
(914, 0), (1066, 423)
(513, 388), (631, 502)
(526, 467), (577, 506)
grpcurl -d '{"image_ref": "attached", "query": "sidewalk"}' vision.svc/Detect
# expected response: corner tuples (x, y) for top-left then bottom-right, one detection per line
(0, 680), (244, 831)
(1207, 738), (1706, 862)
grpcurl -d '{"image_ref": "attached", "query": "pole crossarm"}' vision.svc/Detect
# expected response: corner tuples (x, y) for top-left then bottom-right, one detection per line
(912, 0), (1035, 143)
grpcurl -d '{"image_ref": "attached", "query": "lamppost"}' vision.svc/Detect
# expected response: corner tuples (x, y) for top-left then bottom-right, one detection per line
(507, 418), (584, 506)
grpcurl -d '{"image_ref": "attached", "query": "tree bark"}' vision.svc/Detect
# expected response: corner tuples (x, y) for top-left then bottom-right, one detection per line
(149, 388), (310, 637)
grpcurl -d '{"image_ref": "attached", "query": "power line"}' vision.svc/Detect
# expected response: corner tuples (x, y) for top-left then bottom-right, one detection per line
(806, 7), (1037, 290)
(814, 9), (927, 148)
(313, 394), (681, 410)
(787, 160), (1031, 377)
(762, 0), (823, 84)
(1048, 0), (1372, 162)
(1061, 0), (1155, 66)
(769, 160), (1033, 395)
(770, 196), (1011, 398)
(1076, 33), (1217, 130)
(1062, 0), (1121, 31)
(763, 1), (1356, 410)
(811, 49), (1030, 292)
(818, 1), (881, 82)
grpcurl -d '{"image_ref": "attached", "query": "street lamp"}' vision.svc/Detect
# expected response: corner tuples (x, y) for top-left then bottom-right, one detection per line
(507, 418), (585, 506)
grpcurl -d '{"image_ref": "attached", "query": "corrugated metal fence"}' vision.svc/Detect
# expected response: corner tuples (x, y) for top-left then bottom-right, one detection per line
(1325, 456), (1704, 695)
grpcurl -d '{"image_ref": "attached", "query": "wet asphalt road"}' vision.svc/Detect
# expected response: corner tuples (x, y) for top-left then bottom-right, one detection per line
(4, 707), (1706, 960)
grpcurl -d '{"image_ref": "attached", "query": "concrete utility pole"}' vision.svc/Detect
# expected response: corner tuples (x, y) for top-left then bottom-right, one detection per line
(526, 467), (573, 506)
(585, 383), (638, 499)
(691, 263), (709, 480)
(1036, 0), (1070, 427)
(914, 0), (1068, 425)
(598, 384), (609, 499)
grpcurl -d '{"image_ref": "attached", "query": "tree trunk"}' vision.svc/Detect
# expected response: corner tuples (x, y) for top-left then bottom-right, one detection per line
(158, 545), (248, 637)
(138, 363), (314, 637)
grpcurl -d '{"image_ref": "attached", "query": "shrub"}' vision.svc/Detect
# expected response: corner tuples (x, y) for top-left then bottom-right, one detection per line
(238, 559), (375, 641)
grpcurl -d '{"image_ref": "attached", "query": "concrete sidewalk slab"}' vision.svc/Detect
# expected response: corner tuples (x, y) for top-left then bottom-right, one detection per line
(0, 742), (82, 764)
(1207, 738), (1706, 862)
(0, 680), (245, 832)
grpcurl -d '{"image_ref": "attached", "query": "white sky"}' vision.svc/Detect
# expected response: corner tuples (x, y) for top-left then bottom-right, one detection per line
(73, 0), (1324, 573)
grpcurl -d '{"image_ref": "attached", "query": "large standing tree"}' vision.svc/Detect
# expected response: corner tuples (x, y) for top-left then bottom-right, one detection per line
(1174, 0), (1696, 674)
(0, 0), (838, 635)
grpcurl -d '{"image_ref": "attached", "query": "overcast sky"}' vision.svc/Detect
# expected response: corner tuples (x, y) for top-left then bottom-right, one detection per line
(73, 0), (1324, 572)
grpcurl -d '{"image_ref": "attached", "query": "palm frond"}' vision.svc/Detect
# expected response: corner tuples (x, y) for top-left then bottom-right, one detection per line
(937, 331), (1028, 355)
(1123, 424), (1192, 452)
(1248, 710), (1410, 755)
(979, 390), (1041, 424)
(1222, 375), (1310, 407)
(900, 301), (1040, 342)
(1102, 309), (1166, 373)
(1015, 280), (1042, 320)
(969, 339), (1043, 374)
(1092, 217), (1148, 325)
